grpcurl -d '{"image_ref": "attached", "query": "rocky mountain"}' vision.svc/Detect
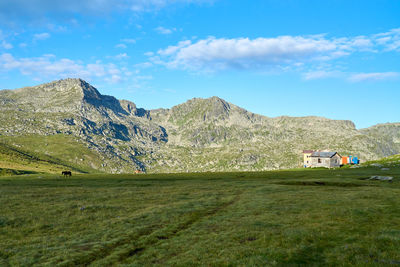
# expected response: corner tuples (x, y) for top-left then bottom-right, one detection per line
(0, 78), (399, 173)
(0, 79), (166, 173)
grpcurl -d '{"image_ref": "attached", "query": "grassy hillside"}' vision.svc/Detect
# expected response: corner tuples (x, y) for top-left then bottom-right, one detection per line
(1, 166), (400, 265)
(0, 134), (102, 174)
(361, 153), (400, 167)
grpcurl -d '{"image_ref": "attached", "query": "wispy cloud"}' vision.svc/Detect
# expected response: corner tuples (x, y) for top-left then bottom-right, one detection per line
(303, 70), (343, 80)
(0, 29), (13, 49)
(373, 28), (400, 51)
(348, 72), (400, 82)
(155, 26), (176, 35)
(46, 23), (67, 32)
(134, 62), (153, 69)
(115, 43), (127, 49)
(121, 38), (136, 44)
(33, 32), (50, 41)
(0, 53), (131, 83)
(0, 0), (214, 23)
(109, 53), (130, 60)
(1, 40), (12, 49)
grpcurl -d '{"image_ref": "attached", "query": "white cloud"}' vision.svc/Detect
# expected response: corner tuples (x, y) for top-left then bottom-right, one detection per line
(33, 32), (50, 41)
(373, 28), (400, 51)
(0, 29), (13, 49)
(1, 40), (12, 49)
(348, 72), (400, 82)
(46, 23), (67, 32)
(87, 63), (106, 77)
(158, 40), (191, 56)
(155, 36), (346, 71)
(155, 26), (176, 35)
(134, 62), (153, 68)
(121, 38), (136, 44)
(303, 69), (400, 82)
(115, 43), (127, 49)
(0, 0), (213, 23)
(0, 53), (86, 76)
(113, 53), (130, 60)
(106, 74), (122, 83)
(153, 29), (400, 72)
(0, 53), (130, 84)
(303, 70), (343, 80)
(129, 0), (211, 12)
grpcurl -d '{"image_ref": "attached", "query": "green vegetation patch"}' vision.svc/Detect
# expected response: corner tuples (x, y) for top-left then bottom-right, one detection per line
(275, 180), (368, 187)
(362, 154), (400, 167)
(0, 134), (101, 174)
(0, 167), (39, 176)
(1, 166), (400, 265)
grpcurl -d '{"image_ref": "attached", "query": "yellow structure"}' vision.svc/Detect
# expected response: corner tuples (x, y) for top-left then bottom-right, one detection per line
(303, 150), (314, 167)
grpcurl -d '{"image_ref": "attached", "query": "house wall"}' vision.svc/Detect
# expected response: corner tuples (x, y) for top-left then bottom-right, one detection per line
(329, 154), (341, 168)
(311, 157), (330, 168)
(311, 154), (341, 168)
(303, 153), (313, 167)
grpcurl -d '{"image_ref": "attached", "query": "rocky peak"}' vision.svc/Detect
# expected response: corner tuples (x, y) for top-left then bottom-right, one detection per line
(119, 99), (150, 118)
(6, 78), (102, 105)
(1, 78), (137, 118)
(173, 96), (232, 120)
(39, 79), (136, 117)
(29, 78), (101, 98)
(208, 96), (231, 114)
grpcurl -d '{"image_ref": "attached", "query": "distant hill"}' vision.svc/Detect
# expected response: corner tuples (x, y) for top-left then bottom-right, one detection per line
(0, 78), (399, 173)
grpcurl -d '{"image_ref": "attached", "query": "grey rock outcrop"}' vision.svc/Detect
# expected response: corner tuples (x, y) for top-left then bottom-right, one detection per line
(369, 176), (393, 181)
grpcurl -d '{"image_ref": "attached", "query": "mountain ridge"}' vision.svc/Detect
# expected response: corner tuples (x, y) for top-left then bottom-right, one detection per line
(0, 78), (399, 173)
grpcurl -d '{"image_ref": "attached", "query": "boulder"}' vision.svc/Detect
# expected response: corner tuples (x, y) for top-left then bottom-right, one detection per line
(371, 163), (383, 167)
(369, 176), (393, 181)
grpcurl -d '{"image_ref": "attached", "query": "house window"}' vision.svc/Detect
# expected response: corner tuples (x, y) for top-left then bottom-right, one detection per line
(318, 158), (321, 163)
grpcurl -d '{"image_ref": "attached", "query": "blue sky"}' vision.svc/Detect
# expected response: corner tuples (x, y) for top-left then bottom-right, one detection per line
(0, 0), (399, 128)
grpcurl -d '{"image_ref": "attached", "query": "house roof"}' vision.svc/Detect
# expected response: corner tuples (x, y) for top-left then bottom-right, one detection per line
(311, 151), (339, 158)
(302, 150), (314, 154)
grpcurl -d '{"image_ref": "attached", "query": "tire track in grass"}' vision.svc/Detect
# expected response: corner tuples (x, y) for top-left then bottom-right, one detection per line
(55, 224), (161, 266)
(91, 192), (243, 265)
(56, 191), (242, 266)
(39, 198), (204, 265)
(116, 191), (243, 264)
(0, 256), (10, 267)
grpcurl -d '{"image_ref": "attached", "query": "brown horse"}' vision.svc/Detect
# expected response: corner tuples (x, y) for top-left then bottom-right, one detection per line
(62, 171), (72, 177)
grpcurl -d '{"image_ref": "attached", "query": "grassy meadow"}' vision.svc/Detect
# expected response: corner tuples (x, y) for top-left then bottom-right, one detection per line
(1, 166), (400, 266)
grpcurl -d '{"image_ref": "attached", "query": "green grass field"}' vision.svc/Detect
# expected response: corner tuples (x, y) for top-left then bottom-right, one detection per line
(1, 166), (400, 266)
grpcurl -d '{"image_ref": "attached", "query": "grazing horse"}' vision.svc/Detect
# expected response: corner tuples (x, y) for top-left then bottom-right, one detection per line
(62, 171), (72, 177)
